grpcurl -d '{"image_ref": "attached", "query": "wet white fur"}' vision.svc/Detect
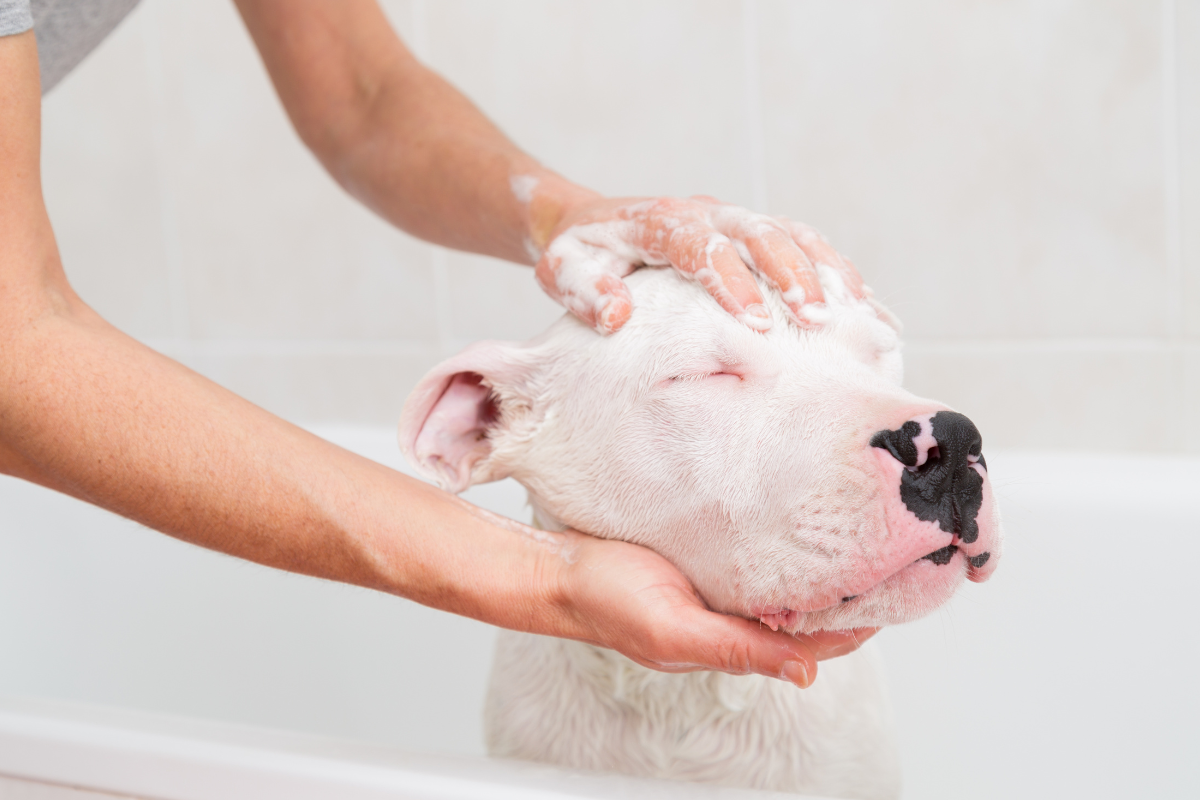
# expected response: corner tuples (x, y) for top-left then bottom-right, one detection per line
(486, 633), (899, 797)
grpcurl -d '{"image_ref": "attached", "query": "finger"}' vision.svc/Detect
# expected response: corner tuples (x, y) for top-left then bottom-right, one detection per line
(710, 212), (826, 326)
(641, 605), (819, 688)
(781, 221), (863, 303)
(535, 249), (634, 334)
(663, 224), (772, 331)
(839, 257), (868, 300)
(801, 627), (879, 661)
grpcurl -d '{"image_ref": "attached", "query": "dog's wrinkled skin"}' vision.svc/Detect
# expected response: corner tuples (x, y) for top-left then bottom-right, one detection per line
(399, 267), (1002, 798)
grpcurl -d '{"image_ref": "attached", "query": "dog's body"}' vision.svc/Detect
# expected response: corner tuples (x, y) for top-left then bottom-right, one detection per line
(400, 266), (1001, 798)
(487, 631), (899, 797)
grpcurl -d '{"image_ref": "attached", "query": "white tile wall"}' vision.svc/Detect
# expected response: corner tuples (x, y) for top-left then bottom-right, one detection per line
(1178, 0), (1200, 339)
(166, 345), (442, 426)
(903, 340), (1188, 452)
(421, 0), (758, 204)
(758, 0), (1168, 340)
(40, 13), (172, 342)
(1187, 352), (1200, 451)
(143, 0), (439, 344)
(38, 0), (1199, 450)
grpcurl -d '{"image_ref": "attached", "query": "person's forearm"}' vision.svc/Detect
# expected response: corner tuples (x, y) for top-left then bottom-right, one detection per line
(1, 283), (577, 628)
(235, 0), (594, 265)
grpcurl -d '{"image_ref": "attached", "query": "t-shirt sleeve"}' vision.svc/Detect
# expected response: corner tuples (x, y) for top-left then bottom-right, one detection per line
(0, 0), (33, 37)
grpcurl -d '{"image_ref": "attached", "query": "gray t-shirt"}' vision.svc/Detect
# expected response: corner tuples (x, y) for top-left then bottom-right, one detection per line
(0, 0), (141, 93)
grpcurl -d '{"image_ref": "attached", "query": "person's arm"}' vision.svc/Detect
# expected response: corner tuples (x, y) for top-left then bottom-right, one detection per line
(0, 30), (867, 687)
(234, 0), (875, 335)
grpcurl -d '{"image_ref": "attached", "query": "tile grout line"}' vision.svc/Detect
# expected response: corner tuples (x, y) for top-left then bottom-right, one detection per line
(142, 339), (440, 358)
(430, 246), (456, 357)
(905, 337), (1200, 355)
(132, 337), (1200, 359)
(740, 0), (769, 212)
(139, 0), (190, 341)
(1162, 0), (1184, 340)
(1162, 0), (1188, 443)
(406, 0), (456, 357)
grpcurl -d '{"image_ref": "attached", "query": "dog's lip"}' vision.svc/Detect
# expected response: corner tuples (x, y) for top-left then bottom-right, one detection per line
(771, 540), (964, 619)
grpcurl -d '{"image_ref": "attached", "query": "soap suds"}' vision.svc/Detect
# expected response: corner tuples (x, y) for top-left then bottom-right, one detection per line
(815, 263), (850, 306)
(523, 236), (541, 262)
(540, 200), (878, 334)
(510, 174), (539, 205)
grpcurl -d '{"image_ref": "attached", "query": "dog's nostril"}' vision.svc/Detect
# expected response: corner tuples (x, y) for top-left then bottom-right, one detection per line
(872, 412), (980, 475)
(930, 412), (983, 465)
(869, 420), (922, 467)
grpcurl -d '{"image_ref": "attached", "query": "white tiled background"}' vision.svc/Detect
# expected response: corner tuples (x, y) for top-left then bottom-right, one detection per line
(40, 0), (1200, 453)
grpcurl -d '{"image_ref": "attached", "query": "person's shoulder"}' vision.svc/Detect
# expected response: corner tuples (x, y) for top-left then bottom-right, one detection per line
(0, 1), (34, 39)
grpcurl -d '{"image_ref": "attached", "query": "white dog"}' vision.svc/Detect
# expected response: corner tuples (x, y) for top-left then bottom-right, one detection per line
(399, 266), (1002, 799)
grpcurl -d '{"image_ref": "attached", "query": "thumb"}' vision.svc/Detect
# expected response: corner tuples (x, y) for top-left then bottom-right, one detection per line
(535, 248), (634, 334)
(659, 605), (820, 689)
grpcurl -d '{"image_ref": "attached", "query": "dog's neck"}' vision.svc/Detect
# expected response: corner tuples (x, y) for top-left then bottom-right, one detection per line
(523, 490), (772, 715)
(527, 494), (568, 534)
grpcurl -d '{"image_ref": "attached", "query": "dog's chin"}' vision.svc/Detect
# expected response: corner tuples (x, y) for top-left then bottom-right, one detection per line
(778, 553), (969, 635)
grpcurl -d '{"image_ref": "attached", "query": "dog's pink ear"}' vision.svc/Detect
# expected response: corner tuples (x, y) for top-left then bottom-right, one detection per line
(399, 340), (532, 493)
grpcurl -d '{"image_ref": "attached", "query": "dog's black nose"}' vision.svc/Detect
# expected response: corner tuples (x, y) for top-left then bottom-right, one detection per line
(871, 411), (986, 544)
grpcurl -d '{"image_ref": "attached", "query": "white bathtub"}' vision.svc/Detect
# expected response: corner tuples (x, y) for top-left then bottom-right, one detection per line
(0, 427), (1196, 799)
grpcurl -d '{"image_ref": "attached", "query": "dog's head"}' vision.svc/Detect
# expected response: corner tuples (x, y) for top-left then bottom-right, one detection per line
(400, 267), (1001, 634)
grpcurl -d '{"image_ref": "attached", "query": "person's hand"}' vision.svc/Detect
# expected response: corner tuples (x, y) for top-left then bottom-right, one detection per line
(534, 195), (871, 335)
(554, 530), (877, 688)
